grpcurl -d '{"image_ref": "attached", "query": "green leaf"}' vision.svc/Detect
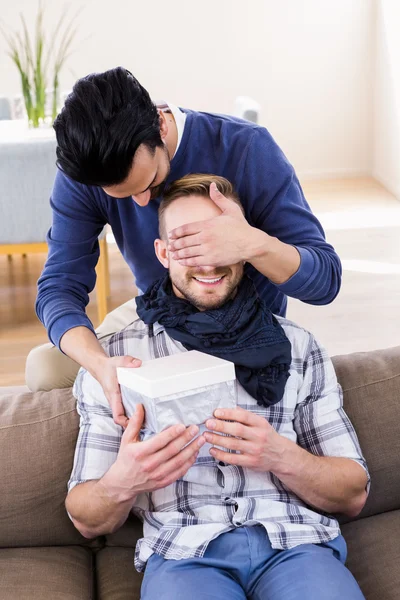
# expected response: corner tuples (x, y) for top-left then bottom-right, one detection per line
(2, 1), (80, 125)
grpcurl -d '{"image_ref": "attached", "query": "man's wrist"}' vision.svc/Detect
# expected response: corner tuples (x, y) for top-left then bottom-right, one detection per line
(246, 227), (301, 285)
(87, 350), (109, 380)
(270, 436), (312, 479)
(244, 227), (273, 263)
(99, 464), (138, 505)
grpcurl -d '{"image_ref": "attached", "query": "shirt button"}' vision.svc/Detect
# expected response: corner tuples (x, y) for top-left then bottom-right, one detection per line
(219, 461), (225, 466)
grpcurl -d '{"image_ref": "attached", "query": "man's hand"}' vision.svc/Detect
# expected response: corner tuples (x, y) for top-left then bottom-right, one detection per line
(60, 326), (143, 428)
(91, 354), (142, 428)
(67, 404), (206, 538)
(204, 407), (368, 516)
(167, 182), (253, 267)
(204, 407), (287, 471)
(102, 404), (206, 502)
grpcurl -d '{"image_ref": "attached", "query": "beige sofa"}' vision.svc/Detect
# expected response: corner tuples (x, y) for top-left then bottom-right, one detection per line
(1, 346), (400, 600)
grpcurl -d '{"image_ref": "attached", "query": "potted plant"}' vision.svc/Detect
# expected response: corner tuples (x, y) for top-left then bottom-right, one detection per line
(1, 2), (79, 127)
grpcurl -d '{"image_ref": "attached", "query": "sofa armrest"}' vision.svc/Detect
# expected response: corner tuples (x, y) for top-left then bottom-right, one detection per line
(332, 346), (400, 521)
(0, 387), (102, 548)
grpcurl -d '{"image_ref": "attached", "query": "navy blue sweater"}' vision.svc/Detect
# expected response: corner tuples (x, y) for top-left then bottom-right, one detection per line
(36, 109), (341, 348)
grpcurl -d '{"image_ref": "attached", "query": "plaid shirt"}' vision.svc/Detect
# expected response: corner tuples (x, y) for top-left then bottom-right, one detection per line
(69, 317), (370, 572)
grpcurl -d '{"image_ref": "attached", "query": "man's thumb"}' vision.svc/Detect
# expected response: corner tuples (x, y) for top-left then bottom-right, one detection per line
(209, 182), (231, 211)
(123, 404), (145, 444)
(120, 355), (142, 368)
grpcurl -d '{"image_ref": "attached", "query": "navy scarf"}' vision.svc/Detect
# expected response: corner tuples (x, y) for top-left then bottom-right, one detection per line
(136, 275), (292, 408)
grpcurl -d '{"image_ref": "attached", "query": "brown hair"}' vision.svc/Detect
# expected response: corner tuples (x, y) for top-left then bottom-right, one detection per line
(158, 174), (243, 239)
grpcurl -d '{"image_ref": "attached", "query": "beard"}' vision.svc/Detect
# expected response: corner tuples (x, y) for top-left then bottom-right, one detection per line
(170, 265), (244, 311)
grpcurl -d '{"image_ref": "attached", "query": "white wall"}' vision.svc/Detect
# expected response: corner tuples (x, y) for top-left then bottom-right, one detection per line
(373, 0), (400, 199)
(0, 0), (375, 178)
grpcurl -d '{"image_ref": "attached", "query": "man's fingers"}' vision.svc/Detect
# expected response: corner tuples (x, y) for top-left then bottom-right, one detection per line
(176, 257), (214, 267)
(142, 425), (200, 463)
(139, 423), (195, 456)
(170, 246), (203, 261)
(168, 233), (202, 252)
(151, 436), (204, 483)
(148, 432), (205, 476)
(154, 452), (199, 490)
(203, 432), (254, 454)
(109, 389), (129, 428)
(103, 355), (142, 427)
(121, 404), (145, 446)
(114, 414), (129, 429)
(209, 447), (250, 466)
(212, 407), (261, 427)
(168, 221), (205, 241)
(205, 416), (250, 440)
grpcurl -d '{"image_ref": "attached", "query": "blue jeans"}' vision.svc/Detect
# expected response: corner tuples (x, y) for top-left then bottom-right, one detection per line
(141, 526), (365, 600)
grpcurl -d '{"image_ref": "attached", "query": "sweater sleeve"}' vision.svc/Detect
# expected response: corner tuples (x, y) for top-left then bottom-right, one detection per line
(243, 128), (342, 305)
(36, 170), (107, 349)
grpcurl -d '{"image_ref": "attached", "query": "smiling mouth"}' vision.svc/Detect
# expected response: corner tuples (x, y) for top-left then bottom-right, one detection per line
(192, 275), (225, 286)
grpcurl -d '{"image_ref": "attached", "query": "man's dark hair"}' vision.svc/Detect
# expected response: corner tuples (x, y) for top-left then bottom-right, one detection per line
(53, 67), (163, 186)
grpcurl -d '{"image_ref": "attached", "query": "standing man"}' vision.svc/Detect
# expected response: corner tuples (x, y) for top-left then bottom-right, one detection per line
(28, 67), (341, 426)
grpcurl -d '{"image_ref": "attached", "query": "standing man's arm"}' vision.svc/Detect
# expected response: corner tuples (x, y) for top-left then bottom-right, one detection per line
(168, 128), (341, 305)
(36, 170), (140, 425)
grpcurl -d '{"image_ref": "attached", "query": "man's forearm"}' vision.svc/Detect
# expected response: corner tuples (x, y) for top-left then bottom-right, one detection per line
(272, 439), (368, 516)
(60, 326), (108, 377)
(246, 228), (301, 285)
(66, 467), (137, 538)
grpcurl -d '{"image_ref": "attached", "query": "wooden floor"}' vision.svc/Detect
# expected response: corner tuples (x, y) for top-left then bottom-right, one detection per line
(1, 177), (399, 386)
(0, 244), (134, 387)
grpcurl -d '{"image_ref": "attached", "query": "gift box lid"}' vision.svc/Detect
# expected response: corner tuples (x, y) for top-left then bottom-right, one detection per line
(117, 350), (235, 398)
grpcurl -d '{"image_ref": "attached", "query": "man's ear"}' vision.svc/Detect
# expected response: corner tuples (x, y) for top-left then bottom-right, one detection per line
(154, 238), (169, 268)
(158, 110), (168, 141)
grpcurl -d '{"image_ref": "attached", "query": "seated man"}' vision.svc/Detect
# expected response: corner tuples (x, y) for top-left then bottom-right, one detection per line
(67, 175), (369, 600)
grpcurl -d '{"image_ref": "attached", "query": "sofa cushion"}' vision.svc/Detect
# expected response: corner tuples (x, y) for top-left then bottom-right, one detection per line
(105, 514), (143, 548)
(0, 388), (101, 547)
(332, 346), (400, 520)
(0, 546), (94, 600)
(96, 547), (143, 600)
(342, 510), (400, 599)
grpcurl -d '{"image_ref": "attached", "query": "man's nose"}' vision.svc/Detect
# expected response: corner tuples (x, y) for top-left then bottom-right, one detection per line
(131, 189), (151, 206)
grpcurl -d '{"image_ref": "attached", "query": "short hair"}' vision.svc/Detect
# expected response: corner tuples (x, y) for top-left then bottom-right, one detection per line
(53, 67), (163, 186)
(158, 174), (244, 240)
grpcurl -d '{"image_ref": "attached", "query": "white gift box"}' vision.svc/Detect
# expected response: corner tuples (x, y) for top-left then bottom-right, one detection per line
(117, 350), (237, 433)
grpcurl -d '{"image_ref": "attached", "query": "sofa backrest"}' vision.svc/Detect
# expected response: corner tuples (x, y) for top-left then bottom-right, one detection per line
(0, 388), (100, 548)
(0, 346), (399, 547)
(333, 346), (400, 523)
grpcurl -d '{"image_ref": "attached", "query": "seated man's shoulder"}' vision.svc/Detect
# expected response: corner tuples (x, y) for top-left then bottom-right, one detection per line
(276, 316), (336, 388)
(102, 318), (156, 357)
(275, 316), (320, 359)
(73, 318), (156, 408)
